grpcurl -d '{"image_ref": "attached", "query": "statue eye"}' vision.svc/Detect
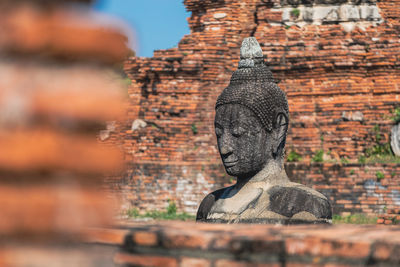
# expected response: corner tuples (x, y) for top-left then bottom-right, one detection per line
(215, 127), (223, 137)
(231, 126), (245, 137)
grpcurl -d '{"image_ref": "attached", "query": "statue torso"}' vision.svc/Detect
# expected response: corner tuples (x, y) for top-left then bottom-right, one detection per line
(197, 181), (332, 224)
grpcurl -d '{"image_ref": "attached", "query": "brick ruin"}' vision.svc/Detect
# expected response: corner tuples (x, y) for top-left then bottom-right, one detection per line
(88, 221), (400, 267)
(118, 0), (400, 217)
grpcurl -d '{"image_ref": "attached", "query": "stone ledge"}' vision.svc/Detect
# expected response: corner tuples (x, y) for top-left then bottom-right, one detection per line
(89, 221), (400, 267)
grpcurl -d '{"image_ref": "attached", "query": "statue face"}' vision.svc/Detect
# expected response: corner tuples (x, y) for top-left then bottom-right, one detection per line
(215, 104), (272, 178)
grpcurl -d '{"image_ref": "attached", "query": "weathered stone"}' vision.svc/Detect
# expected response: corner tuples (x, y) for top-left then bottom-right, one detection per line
(240, 37), (263, 59)
(325, 8), (339, 22)
(313, 6), (336, 22)
(213, 12), (227, 19)
(391, 123), (400, 157)
(359, 5), (371, 19)
(338, 5), (360, 21)
(280, 2), (382, 26)
(197, 38), (332, 224)
(302, 7), (314, 21)
(131, 119), (147, 131)
(341, 22), (356, 32)
(342, 111), (364, 121)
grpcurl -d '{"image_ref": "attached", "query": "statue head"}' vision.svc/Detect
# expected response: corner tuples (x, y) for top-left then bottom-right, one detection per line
(215, 37), (289, 178)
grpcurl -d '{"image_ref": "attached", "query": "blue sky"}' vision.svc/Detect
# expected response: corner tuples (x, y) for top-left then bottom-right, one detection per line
(93, 0), (191, 57)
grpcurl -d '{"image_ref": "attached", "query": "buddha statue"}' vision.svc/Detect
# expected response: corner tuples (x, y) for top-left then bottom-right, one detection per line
(196, 37), (332, 224)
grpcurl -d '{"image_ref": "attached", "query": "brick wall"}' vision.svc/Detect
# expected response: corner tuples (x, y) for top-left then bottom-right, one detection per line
(118, 0), (400, 215)
(86, 221), (400, 267)
(0, 0), (128, 265)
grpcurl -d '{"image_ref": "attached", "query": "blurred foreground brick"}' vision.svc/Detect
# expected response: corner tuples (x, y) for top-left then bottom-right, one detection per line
(0, 0), (128, 265)
(86, 221), (400, 267)
(0, 3), (128, 63)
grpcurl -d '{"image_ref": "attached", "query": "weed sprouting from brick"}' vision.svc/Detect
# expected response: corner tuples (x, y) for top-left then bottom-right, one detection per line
(191, 123), (198, 135)
(290, 8), (300, 18)
(358, 155), (366, 164)
(287, 150), (302, 162)
(312, 150), (324, 163)
(376, 171), (384, 181)
(390, 107), (400, 123)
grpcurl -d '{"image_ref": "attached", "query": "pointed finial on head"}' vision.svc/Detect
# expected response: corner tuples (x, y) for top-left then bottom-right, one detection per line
(238, 37), (264, 68)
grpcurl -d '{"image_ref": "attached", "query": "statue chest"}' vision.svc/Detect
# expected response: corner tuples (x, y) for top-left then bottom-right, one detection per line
(207, 187), (266, 221)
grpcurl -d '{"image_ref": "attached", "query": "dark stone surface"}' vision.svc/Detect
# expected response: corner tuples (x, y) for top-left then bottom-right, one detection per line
(268, 186), (332, 219)
(214, 104), (270, 178)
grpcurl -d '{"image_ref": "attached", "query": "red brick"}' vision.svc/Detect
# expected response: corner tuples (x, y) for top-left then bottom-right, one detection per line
(114, 253), (178, 267)
(180, 257), (211, 267)
(0, 184), (114, 236)
(214, 259), (252, 267)
(215, 259), (279, 267)
(0, 129), (122, 174)
(83, 228), (129, 246)
(162, 229), (214, 249)
(285, 237), (371, 259)
(134, 231), (158, 246)
(0, 5), (129, 63)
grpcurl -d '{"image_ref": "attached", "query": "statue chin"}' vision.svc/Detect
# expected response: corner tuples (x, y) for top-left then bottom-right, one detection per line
(196, 37), (332, 224)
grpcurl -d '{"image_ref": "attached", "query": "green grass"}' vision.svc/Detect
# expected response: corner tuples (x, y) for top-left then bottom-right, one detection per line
(364, 154), (400, 164)
(126, 201), (195, 221)
(332, 214), (378, 224)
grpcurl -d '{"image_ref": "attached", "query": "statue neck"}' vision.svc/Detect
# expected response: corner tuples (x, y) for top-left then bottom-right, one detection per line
(234, 159), (289, 190)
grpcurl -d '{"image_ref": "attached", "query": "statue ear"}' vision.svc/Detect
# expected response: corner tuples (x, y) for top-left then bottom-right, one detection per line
(272, 113), (288, 158)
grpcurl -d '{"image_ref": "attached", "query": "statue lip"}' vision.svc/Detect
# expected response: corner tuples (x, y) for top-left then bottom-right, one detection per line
(223, 160), (238, 167)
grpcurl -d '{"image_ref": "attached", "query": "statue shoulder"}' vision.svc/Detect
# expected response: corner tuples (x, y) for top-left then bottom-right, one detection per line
(267, 183), (332, 220)
(196, 187), (229, 222)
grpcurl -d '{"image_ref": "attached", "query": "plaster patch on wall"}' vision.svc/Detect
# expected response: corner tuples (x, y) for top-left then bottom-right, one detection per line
(272, 1), (382, 30)
(364, 180), (400, 212)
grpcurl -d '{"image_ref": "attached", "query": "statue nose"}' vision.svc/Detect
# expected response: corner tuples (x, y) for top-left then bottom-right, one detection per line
(219, 134), (234, 156)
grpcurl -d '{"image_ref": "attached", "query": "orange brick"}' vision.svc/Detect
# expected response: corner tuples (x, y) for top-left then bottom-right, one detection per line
(83, 228), (130, 246)
(0, 5), (129, 63)
(0, 62), (124, 123)
(134, 231), (158, 246)
(0, 129), (122, 174)
(114, 253), (177, 267)
(180, 257), (211, 267)
(0, 184), (113, 236)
